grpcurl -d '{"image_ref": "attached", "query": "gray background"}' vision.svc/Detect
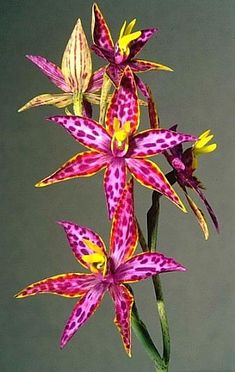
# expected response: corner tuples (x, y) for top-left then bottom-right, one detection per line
(1, 0), (235, 371)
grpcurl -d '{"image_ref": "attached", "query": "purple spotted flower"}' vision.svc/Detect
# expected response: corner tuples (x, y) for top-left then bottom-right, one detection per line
(18, 19), (105, 117)
(165, 126), (219, 239)
(16, 180), (186, 355)
(35, 67), (197, 218)
(91, 3), (172, 97)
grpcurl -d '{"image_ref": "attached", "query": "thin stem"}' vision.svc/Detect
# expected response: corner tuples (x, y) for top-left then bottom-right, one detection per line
(99, 73), (112, 125)
(73, 92), (83, 116)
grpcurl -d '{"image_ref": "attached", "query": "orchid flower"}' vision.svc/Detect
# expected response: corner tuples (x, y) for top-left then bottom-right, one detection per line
(91, 3), (172, 97)
(16, 180), (186, 355)
(165, 127), (219, 239)
(18, 19), (105, 117)
(35, 67), (197, 218)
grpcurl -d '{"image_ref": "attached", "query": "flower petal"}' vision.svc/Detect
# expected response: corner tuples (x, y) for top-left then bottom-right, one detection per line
(104, 158), (127, 219)
(106, 64), (123, 86)
(60, 283), (106, 348)
(109, 284), (134, 356)
(129, 59), (173, 72)
(115, 252), (186, 283)
(26, 55), (70, 92)
(58, 220), (107, 269)
(129, 129), (197, 158)
(129, 28), (158, 59)
(109, 179), (138, 268)
(35, 151), (110, 187)
(194, 186), (219, 233)
(86, 66), (105, 93)
(18, 93), (73, 112)
(61, 19), (92, 93)
(184, 192), (209, 240)
(82, 99), (92, 118)
(126, 158), (186, 212)
(48, 115), (111, 153)
(91, 3), (114, 52)
(106, 67), (139, 135)
(134, 74), (149, 97)
(15, 273), (97, 298)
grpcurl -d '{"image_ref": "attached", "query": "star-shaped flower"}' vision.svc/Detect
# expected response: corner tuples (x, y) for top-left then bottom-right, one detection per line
(18, 19), (105, 117)
(165, 127), (219, 239)
(35, 67), (197, 218)
(16, 180), (186, 355)
(91, 3), (172, 96)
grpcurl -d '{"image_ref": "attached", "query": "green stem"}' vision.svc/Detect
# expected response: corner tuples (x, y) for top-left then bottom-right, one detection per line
(99, 73), (112, 125)
(73, 92), (83, 116)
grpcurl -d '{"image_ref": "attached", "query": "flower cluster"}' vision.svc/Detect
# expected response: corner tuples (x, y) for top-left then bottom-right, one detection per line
(16, 3), (218, 361)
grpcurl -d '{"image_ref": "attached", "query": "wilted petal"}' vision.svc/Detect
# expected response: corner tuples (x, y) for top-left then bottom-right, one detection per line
(129, 28), (158, 59)
(126, 158), (186, 212)
(104, 158), (127, 219)
(15, 273), (97, 298)
(60, 283), (106, 348)
(109, 284), (134, 356)
(106, 67), (139, 135)
(184, 192), (209, 240)
(61, 19), (92, 93)
(18, 93), (73, 112)
(87, 66), (105, 93)
(115, 252), (186, 283)
(91, 3), (114, 51)
(26, 55), (70, 92)
(129, 129), (197, 158)
(129, 59), (173, 72)
(58, 220), (107, 268)
(109, 179), (138, 268)
(35, 151), (110, 187)
(48, 115), (111, 153)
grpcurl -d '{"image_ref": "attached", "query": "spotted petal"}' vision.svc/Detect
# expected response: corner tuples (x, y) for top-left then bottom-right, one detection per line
(58, 220), (107, 268)
(48, 116), (111, 153)
(115, 252), (186, 283)
(195, 186), (219, 232)
(126, 158), (186, 212)
(129, 129), (197, 158)
(129, 28), (158, 59)
(26, 55), (70, 92)
(109, 179), (138, 268)
(18, 93), (73, 112)
(109, 284), (134, 356)
(184, 192), (209, 240)
(86, 67), (105, 93)
(104, 158), (127, 219)
(91, 3), (114, 52)
(106, 67), (139, 135)
(129, 59), (173, 73)
(106, 64), (123, 86)
(60, 283), (106, 348)
(61, 19), (92, 93)
(15, 273), (97, 298)
(35, 151), (110, 187)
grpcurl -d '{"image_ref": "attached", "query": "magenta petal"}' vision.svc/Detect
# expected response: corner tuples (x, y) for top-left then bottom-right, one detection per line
(48, 115), (111, 153)
(106, 64), (123, 86)
(60, 283), (106, 348)
(115, 252), (186, 283)
(134, 74), (149, 98)
(129, 129), (197, 158)
(92, 4), (114, 51)
(109, 179), (138, 268)
(109, 284), (134, 356)
(104, 158), (127, 219)
(90, 44), (113, 62)
(58, 220), (107, 268)
(194, 187), (220, 232)
(129, 28), (159, 59)
(26, 55), (70, 92)
(86, 67), (105, 93)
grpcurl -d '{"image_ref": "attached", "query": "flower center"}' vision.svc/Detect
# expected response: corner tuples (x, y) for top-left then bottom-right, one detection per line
(192, 129), (217, 169)
(115, 19), (141, 63)
(82, 239), (107, 275)
(111, 118), (131, 157)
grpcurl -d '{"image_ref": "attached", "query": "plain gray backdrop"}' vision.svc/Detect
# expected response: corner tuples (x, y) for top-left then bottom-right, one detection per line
(1, 1), (235, 371)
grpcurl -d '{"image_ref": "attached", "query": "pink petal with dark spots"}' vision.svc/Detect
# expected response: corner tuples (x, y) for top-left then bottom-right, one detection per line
(90, 44), (113, 62)
(60, 283), (106, 348)
(106, 64), (123, 86)
(109, 284), (134, 356)
(115, 252), (186, 283)
(129, 28), (159, 59)
(129, 59), (173, 72)
(134, 74), (149, 98)
(92, 4), (114, 52)
(129, 129), (197, 158)
(109, 179), (138, 268)
(126, 158), (186, 212)
(26, 55), (70, 92)
(86, 66), (105, 93)
(106, 67), (139, 135)
(58, 220), (107, 268)
(48, 115), (111, 153)
(15, 273), (98, 298)
(194, 186), (219, 232)
(36, 151), (110, 187)
(104, 158), (127, 220)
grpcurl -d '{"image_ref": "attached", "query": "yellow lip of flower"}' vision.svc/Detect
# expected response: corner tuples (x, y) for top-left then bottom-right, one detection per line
(118, 19), (141, 56)
(111, 118), (131, 152)
(82, 239), (107, 275)
(192, 129), (217, 169)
